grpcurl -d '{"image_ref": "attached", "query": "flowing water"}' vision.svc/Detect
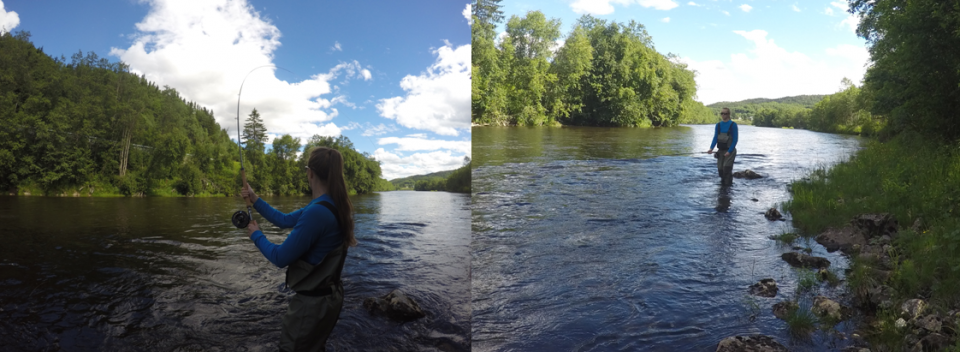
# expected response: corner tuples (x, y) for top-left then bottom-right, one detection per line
(471, 125), (863, 351)
(0, 191), (470, 352)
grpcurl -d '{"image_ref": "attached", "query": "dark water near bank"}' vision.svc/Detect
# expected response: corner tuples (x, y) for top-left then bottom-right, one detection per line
(0, 191), (470, 351)
(472, 125), (863, 351)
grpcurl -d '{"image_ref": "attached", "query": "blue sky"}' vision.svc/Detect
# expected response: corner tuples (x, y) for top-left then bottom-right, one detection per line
(495, 0), (870, 104)
(0, 0), (471, 179)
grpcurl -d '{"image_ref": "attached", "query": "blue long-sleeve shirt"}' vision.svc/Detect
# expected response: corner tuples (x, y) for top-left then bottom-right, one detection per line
(709, 120), (738, 153)
(249, 195), (342, 268)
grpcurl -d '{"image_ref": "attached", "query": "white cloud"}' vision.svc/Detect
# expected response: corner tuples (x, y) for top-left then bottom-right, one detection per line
(739, 4), (752, 12)
(463, 3), (473, 25)
(0, 0), (20, 34)
(377, 136), (470, 154)
(374, 148), (467, 180)
(341, 121), (363, 131)
(679, 30), (870, 104)
(824, 7), (834, 16)
(639, 0), (679, 10)
(792, 4), (800, 12)
(661, 17), (670, 23)
(377, 43), (470, 136)
(109, 0), (369, 144)
(688, 1), (701, 6)
(721, 10), (730, 16)
(362, 123), (398, 136)
(829, 1), (860, 32)
(570, 0), (678, 15)
(332, 41), (342, 51)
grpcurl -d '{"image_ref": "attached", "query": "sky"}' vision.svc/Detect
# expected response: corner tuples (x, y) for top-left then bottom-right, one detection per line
(494, 0), (871, 105)
(0, 0), (471, 180)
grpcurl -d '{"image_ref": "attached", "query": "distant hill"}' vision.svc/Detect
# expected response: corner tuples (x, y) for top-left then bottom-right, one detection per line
(707, 94), (827, 110)
(389, 170), (455, 190)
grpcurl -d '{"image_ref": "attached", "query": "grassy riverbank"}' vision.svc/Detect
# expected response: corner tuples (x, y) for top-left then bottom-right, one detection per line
(783, 133), (960, 349)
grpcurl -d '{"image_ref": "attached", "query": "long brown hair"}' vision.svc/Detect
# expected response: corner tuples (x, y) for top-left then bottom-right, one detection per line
(307, 147), (356, 247)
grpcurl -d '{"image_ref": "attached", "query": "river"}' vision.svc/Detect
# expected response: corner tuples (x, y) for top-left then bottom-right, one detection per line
(471, 125), (863, 351)
(0, 191), (470, 351)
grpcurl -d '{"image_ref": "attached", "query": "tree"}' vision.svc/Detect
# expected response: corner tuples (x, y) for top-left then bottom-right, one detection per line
(272, 134), (301, 161)
(850, 0), (960, 139)
(242, 108), (267, 149)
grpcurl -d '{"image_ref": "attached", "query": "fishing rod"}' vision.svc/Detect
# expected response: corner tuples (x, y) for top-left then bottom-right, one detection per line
(657, 151), (711, 157)
(231, 64), (294, 228)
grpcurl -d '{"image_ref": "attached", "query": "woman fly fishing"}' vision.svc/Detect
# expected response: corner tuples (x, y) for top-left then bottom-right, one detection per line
(241, 146), (357, 352)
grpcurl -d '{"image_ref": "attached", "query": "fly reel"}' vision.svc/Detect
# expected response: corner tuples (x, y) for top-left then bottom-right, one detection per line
(232, 210), (251, 228)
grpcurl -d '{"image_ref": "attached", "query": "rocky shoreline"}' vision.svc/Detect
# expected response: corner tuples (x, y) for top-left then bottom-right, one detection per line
(717, 213), (960, 351)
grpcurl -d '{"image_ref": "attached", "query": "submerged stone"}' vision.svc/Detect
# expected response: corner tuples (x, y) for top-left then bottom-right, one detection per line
(748, 278), (778, 297)
(363, 289), (426, 322)
(716, 335), (789, 352)
(781, 252), (831, 269)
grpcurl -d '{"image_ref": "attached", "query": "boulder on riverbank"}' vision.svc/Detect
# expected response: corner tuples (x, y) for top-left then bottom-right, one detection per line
(781, 252), (831, 269)
(815, 213), (899, 254)
(813, 296), (848, 322)
(816, 226), (866, 253)
(363, 289), (426, 321)
(748, 278), (778, 297)
(852, 213), (899, 239)
(716, 335), (789, 352)
(733, 170), (763, 179)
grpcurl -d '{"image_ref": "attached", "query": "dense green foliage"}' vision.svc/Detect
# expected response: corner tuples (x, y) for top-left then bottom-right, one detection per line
(0, 31), (388, 197)
(851, 0), (960, 140)
(471, 2), (712, 127)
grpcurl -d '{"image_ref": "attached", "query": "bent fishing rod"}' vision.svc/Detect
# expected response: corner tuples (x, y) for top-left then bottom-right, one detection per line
(231, 65), (292, 228)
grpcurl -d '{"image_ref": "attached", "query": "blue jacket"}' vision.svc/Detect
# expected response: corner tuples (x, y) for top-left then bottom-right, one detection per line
(710, 120), (738, 153)
(249, 195), (342, 268)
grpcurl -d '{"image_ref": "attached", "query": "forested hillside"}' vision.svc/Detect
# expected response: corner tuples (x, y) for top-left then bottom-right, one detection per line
(0, 31), (390, 197)
(701, 82), (881, 136)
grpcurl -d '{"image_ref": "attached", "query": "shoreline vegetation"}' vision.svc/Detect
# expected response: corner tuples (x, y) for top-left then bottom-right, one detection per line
(775, 0), (960, 350)
(0, 31), (393, 198)
(386, 160), (471, 194)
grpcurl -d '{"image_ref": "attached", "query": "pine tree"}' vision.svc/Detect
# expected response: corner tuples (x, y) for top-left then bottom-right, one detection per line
(242, 108), (267, 151)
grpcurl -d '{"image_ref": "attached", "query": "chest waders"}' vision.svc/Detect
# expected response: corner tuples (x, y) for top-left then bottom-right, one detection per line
(280, 201), (347, 352)
(716, 128), (737, 185)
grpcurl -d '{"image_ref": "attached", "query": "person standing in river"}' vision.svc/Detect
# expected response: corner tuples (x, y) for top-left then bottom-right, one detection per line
(241, 146), (357, 352)
(707, 107), (738, 185)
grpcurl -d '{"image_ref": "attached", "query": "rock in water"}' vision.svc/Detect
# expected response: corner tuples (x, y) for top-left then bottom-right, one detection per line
(716, 335), (789, 352)
(781, 252), (831, 269)
(813, 296), (844, 322)
(733, 169), (763, 179)
(772, 301), (798, 320)
(748, 278), (778, 297)
(815, 226), (866, 253)
(363, 289), (426, 321)
(764, 208), (783, 221)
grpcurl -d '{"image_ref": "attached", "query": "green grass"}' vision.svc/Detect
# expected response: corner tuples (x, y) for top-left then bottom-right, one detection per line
(796, 268), (820, 293)
(769, 231), (799, 245)
(784, 132), (960, 346)
(818, 268), (842, 287)
(785, 304), (817, 337)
